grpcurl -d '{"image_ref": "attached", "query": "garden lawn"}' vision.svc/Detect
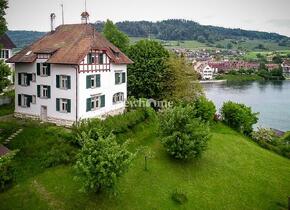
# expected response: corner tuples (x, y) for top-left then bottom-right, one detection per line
(0, 104), (14, 117)
(0, 119), (289, 210)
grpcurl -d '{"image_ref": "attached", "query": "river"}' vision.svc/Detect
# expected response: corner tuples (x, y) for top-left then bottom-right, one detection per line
(202, 80), (290, 131)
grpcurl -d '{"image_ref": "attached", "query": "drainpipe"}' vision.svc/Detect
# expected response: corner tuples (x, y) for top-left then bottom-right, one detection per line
(74, 65), (79, 123)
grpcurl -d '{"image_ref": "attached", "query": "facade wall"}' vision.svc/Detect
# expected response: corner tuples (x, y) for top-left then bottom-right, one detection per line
(15, 60), (77, 123)
(77, 63), (127, 120)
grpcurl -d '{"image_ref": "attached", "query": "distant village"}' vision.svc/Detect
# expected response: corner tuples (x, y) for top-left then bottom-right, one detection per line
(171, 48), (290, 80)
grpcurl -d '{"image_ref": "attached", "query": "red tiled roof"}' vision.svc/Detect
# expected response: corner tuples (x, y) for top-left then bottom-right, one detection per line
(0, 33), (16, 49)
(7, 24), (133, 65)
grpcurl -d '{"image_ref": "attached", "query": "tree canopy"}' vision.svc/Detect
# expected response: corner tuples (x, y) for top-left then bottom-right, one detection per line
(0, 0), (7, 36)
(0, 60), (11, 92)
(102, 19), (130, 53)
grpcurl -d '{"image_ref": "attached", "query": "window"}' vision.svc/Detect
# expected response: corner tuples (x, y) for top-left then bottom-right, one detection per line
(0, 49), (9, 59)
(37, 63), (50, 76)
(56, 98), (71, 113)
(32, 73), (36, 82)
(86, 95), (105, 111)
(113, 92), (125, 104)
(99, 53), (104, 64)
(37, 85), (51, 99)
(18, 94), (32, 108)
(21, 73), (27, 86)
(56, 75), (71, 89)
(86, 75), (100, 89)
(115, 72), (126, 85)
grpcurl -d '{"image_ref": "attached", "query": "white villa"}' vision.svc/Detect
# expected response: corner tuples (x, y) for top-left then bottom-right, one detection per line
(7, 14), (133, 126)
(282, 60), (290, 78)
(195, 62), (215, 80)
(0, 33), (16, 83)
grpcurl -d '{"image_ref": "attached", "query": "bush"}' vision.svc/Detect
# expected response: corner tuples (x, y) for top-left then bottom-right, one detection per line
(221, 101), (259, 135)
(194, 96), (216, 122)
(74, 133), (134, 193)
(159, 105), (210, 160)
(72, 108), (155, 146)
(252, 127), (277, 144)
(0, 150), (18, 191)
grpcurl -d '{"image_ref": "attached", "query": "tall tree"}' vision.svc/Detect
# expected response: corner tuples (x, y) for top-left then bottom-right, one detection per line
(0, 60), (11, 92)
(102, 19), (130, 53)
(0, 0), (8, 36)
(127, 40), (170, 100)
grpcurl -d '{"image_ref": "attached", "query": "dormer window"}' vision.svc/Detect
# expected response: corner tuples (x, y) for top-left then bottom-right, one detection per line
(87, 52), (104, 64)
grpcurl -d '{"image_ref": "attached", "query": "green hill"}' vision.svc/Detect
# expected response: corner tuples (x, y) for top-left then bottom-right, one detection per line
(0, 118), (289, 210)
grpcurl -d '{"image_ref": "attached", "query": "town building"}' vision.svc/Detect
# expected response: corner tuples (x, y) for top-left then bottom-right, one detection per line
(7, 13), (133, 126)
(0, 33), (16, 83)
(282, 60), (290, 77)
(195, 62), (215, 80)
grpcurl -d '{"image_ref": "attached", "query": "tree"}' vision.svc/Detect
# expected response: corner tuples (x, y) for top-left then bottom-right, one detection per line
(127, 40), (170, 100)
(159, 105), (211, 160)
(166, 54), (203, 102)
(0, 150), (18, 191)
(194, 96), (216, 122)
(102, 19), (130, 53)
(74, 133), (134, 193)
(0, 60), (11, 92)
(221, 101), (259, 135)
(0, 0), (8, 36)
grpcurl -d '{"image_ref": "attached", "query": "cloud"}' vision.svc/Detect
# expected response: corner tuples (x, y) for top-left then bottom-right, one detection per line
(267, 19), (290, 28)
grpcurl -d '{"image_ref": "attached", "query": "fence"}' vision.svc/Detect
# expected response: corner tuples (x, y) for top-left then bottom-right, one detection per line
(0, 96), (12, 106)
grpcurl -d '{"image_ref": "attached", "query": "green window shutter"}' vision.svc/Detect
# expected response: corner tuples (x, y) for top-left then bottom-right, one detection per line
(18, 94), (21, 106)
(67, 99), (71, 113)
(47, 86), (51, 98)
(26, 95), (32, 107)
(37, 63), (40, 75)
(96, 74), (100, 87)
(37, 85), (40, 97)
(47, 64), (51, 76)
(56, 98), (60, 111)
(100, 95), (105, 108)
(86, 75), (91, 89)
(18, 73), (21, 85)
(86, 98), (91, 112)
(56, 75), (60, 88)
(115, 73), (119, 84)
(67, 76), (71, 89)
(27, 73), (32, 86)
(122, 72), (126, 83)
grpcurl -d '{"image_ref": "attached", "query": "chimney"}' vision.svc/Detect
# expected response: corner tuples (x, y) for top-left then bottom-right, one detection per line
(50, 13), (56, 31)
(81, 12), (89, 24)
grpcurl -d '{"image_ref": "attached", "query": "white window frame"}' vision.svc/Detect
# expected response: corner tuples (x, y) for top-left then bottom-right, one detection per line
(32, 73), (36, 82)
(91, 76), (96, 88)
(21, 73), (28, 86)
(60, 75), (68, 89)
(115, 72), (123, 85)
(40, 63), (48, 77)
(91, 96), (100, 110)
(41, 86), (48, 98)
(21, 95), (28, 107)
(60, 98), (68, 113)
(113, 92), (125, 104)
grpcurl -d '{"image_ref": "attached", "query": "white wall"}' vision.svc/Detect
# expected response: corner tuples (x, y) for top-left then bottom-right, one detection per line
(15, 60), (77, 121)
(77, 63), (127, 120)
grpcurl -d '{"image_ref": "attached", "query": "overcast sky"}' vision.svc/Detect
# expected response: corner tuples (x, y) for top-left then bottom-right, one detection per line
(6, 0), (290, 37)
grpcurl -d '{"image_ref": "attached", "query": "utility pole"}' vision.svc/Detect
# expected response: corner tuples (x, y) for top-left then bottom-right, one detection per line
(61, 3), (64, 25)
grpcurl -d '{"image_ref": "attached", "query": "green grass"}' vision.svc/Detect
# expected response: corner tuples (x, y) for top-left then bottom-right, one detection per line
(0, 118), (289, 210)
(0, 104), (14, 117)
(244, 50), (290, 60)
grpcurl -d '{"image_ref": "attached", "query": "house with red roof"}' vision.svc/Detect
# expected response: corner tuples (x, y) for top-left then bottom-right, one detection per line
(7, 12), (132, 126)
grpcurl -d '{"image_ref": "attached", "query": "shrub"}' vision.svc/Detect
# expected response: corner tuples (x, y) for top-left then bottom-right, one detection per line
(194, 96), (216, 122)
(221, 101), (259, 135)
(172, 189), (188, 204)
(72, 108), (156, 146)
(74, 133), (134, 193)
(0, 150), (18, 191)
(252, 127), (277, 144)
(159, 105), (210, 160)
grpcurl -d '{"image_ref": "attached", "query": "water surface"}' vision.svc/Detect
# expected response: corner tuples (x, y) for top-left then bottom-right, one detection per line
(203, 80), (290, 131)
